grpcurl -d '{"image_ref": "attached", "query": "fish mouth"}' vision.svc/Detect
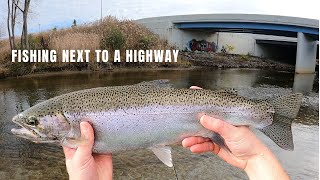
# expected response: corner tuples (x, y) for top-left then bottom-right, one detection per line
(11, 115), (58, 143)
(11, 127), (42, 142)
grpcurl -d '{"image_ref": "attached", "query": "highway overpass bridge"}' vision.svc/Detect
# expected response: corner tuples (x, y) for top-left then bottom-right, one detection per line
(136, 14), (319, 73)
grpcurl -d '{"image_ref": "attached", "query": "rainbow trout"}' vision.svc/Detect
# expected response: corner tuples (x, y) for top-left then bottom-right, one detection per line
(11, 80), (302, 167)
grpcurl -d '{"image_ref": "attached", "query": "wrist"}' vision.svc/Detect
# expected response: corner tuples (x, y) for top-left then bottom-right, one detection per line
(244, 149), (289, 180)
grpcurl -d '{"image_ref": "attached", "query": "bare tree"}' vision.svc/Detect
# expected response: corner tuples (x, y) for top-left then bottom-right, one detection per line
(7, 0), (31, 50)
(11, 0), (20, 49)
(7, 0), (20, 50)
(7, 0), (13, 49)
(0, 26), (3, 39)
(21, 0), (30, 49)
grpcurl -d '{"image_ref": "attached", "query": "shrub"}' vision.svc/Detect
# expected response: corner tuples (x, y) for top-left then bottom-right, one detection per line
(8, 62), (33, 76)
(138, 35), (154, 50)
(100, 27), (126, 51)
(239, 54), (250, 61)
(28, 34), (50, 50)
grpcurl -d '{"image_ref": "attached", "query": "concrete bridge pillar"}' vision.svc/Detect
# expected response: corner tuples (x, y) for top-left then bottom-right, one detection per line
(293, 73), (315, 95)
(295, 32), (318, 74)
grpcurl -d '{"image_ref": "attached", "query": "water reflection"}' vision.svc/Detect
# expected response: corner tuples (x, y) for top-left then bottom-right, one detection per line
(293, 73), (316, 95)
(213, 69), (260, 88)
(0, 69), (318, 180)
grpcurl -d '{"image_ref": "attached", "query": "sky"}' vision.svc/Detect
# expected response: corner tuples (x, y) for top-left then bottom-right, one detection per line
(0, 0), (319, 35)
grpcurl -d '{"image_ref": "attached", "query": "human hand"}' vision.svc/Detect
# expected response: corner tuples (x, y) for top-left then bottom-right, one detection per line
(63, 121), (113, 180)
(182, 114), (266, 169)
(184, 86), (289, 179)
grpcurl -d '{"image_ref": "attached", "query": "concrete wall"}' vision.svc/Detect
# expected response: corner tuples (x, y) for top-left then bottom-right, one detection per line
(137, 19), (215, 50)
(213, 33), (256, 55)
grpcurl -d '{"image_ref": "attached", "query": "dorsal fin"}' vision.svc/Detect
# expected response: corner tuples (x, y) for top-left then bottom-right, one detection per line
(216, 89), (238, 95)
(136, 79), (173, 88)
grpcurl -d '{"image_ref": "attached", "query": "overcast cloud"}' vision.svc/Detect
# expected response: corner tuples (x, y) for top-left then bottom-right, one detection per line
(0, 0), (319, 34)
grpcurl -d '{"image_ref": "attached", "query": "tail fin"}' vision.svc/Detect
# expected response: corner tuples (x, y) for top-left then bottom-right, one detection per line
(260, 93), (303, 151)
(260, 115), (294, 150)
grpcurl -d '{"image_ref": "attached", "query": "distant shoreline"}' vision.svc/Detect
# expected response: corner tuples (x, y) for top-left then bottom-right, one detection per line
(0, 52), (296, 80)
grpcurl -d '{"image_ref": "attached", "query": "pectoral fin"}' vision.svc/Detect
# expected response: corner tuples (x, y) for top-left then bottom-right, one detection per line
(150, 146), (173, 167)
(62, 131), (87, 147)
(61, 117), (86, 147)
(64, 136), (87, 146)
(210, 133), (231, 152)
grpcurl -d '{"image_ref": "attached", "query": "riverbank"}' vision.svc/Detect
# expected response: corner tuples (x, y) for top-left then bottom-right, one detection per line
(0, 51), (295, 79)
(181, 51), (295, 71)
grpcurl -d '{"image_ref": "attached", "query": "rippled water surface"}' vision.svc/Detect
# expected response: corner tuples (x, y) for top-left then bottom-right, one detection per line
(0, 69), (318, 180)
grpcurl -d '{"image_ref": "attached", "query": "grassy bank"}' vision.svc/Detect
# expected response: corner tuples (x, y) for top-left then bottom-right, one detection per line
(0, 16), (191, 78)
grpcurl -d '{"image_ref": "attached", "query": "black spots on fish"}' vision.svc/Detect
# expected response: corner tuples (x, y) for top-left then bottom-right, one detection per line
(229, 98), (238, 103)
(251, 113), (262, 120)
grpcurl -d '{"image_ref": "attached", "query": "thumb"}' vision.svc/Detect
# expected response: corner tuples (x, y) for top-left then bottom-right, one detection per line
(200, 115), (238, 139)
(74, 121), (95, 159)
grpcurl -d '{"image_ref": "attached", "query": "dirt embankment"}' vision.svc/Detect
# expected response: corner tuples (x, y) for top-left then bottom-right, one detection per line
(181, 51), (295, 71)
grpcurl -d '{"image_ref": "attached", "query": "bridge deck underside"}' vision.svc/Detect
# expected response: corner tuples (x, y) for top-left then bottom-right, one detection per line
(175, 22), (319, 39)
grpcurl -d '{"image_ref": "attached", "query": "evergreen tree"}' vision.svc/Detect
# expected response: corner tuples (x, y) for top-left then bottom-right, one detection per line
(72, 19), (77, 28)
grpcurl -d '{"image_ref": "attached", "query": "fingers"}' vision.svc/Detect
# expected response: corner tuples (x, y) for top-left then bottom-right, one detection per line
(74, 121), (95, 159)
(182, 137), (211, 147)
(200, 115), (237, 139)
(183, 137), (221, 154)
(190, 86), (203, 90)
(190, 142), (215, 153)
(63, 146), (76, 160)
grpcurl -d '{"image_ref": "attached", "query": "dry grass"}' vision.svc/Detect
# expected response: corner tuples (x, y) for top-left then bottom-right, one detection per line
(0, 40), (12, 66)
(51, 33), (100, 51)
(51, 32), (100, 62)
(47, 16), (168, 51)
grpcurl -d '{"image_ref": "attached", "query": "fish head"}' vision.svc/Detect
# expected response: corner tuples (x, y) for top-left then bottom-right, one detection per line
(11, 108), (71, 144)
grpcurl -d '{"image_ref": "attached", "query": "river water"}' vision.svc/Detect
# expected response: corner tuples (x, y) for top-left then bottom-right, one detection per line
(0, 68), (318, 180)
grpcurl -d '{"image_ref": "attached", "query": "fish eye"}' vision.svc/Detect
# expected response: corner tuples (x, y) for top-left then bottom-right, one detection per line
(27, 116), (39, 126)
